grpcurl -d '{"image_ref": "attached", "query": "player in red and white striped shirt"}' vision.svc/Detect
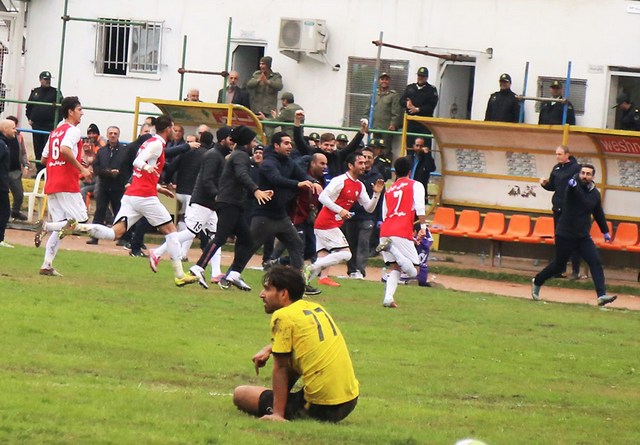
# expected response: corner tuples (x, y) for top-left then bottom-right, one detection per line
(378, 156), (427, 308)
(34, 96), (92, 276)
(303, 151), (385, 285)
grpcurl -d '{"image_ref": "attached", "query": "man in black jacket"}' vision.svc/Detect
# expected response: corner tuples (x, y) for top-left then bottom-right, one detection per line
(532, 164), (617, 306)
(538, 80), (576, 125)
(540, 146), (582, 278)
(188, 126), (273, 290)
(26, 71), (62, 170)
(485, 73), (520, 123)
(407, 136), (436, 192)
(217, 70), (251, 109)
(400, 67), (438, 147)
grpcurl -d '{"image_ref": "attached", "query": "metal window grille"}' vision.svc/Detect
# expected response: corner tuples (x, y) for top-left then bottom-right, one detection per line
(536, 77), (587, 115)
(0, 42), (8, 113)
(344, 57), (409, 127)
(95, 19), (162, 76)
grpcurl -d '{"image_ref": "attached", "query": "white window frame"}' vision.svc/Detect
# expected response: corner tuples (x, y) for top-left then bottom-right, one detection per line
(95, 18), (163, 79)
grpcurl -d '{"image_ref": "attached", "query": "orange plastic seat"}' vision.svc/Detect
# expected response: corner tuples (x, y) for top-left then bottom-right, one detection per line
(626, 242), (640, 253)
(520, 216), (556, 244)
(467, 212), (506, 240)
(590, 220), (613, 245)
(598, 222), (639, 250)
(492, 214), (532, 242)
(429, 207), (456, 234)
(441, 210), (481, 237)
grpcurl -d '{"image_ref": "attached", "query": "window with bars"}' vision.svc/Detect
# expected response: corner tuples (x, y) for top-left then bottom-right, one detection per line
(344, 57), (409, 127)
(95, 19), (162, 76)
(536, 77), (587, 115)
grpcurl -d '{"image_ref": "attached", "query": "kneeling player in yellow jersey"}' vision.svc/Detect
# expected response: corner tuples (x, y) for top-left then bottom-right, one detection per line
(233, 265), (359, 422)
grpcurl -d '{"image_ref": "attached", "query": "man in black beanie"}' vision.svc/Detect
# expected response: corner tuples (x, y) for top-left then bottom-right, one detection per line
(188, 126), (273, 290)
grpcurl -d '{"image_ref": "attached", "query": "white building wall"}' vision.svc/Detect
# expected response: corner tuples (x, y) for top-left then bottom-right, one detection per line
(16, 0), (640, 140)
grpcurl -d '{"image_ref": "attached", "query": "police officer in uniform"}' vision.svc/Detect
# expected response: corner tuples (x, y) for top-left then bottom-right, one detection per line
(538, 80), (576, 125)
(485, 73), (520, 123)
(613, 93), (640, 131)
(400, 67), (438, 148)
(369, 138), (392, 181)
(26, 71), (63, 171)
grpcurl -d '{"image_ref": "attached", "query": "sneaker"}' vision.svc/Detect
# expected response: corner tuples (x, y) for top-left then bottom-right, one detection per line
(129, 250), (147, 258)
(304, 285), (322, 296)
(174, 274), (199, 287)
(225, 275), (252, 291)
(58, 219), (77, 239)
(383, 301), (398, 308)
(34, 220), (45, 247)
(148, 251), (160, 272)
(0, 240), (14, 248)
(116, 238), (128, 247)
(349, 271), (365, 280)
(211, 274), (225, 284)
(262, 258), (279, 271)
(318, 276), (341, 287)
(531, 278), (541, 301)
(140, 243), (148, 250)
(218, 275), (231, 290)
(303, 264), (313, 285)
(189, 267), (209, 289)
(569, 272), (580, 281)
(39, 267), (62, 277)
(181, 256), (189, 263)
(86, 238), (98, 245)
(11, 211), (28, 221)
(419, 282), (433, 287)
(597, 295), (617, 307)
(376, 238), (392, 253)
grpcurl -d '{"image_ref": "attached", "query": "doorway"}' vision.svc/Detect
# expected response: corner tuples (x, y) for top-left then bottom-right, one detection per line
(608, 70), (640, 129)
(437, 62), (475, 120)
(230, 43), (265, 90)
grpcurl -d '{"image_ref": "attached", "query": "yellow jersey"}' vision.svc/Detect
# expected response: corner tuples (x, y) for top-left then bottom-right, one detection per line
(270, 300), (359, 405)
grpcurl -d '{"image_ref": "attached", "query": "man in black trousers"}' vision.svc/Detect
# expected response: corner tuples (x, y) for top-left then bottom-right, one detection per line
(532, 164), (617, 307)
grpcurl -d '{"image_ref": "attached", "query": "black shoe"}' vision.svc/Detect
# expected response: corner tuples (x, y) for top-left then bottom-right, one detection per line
(116, 238), (128, 247)
(11, 211), (28, 221)
(304, 285), (322, 296)
(86, 238), (98, 245)
(129, 250), (147, 258)
(140, 243), (148, 250)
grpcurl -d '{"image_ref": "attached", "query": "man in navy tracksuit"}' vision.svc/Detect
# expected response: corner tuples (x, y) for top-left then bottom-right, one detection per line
(532, 164), (617, 307)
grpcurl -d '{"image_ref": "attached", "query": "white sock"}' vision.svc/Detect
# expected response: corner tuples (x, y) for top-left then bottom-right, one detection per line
(383, 270), (400, 305)
(75, 223), (116, 240)
(209, 250), (222, 278)
(227, 270), (240, 280)
(312, 250), (352, 277)
(155, 230), (195, 258)
(45, 221), (69, 232)
(389, 245), (418, 278)
(165, 232), (185, 279)
(42, 232), (61, 269)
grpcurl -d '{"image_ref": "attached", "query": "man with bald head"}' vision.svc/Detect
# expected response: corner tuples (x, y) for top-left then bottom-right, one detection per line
(217, 70), (251, 108)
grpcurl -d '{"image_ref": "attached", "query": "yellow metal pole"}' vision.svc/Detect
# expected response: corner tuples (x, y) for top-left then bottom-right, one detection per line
(561, 123), (570, 147)
(132, 97), (141, 140)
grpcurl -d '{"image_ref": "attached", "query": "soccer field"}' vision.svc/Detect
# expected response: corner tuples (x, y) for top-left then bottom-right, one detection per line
(1, 246), (638, 444)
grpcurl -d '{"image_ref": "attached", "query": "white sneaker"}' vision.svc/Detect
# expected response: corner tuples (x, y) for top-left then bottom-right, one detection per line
(349, 271), (364, 280)
(0, 240), (14, 248)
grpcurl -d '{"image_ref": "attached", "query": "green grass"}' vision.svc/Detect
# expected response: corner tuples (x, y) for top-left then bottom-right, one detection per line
(1, 246), (639, 444)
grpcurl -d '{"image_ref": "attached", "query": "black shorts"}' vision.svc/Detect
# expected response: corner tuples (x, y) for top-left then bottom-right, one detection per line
(258, 390), (358, 423)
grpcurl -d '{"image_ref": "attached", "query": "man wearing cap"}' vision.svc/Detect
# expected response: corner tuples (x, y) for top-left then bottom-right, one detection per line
(538, 80), (576, 125)
(217, 70), (251, 109)
(613, 93), (640, 131)
(336, 134), (349, 150)
(26, 71), (63, 171)
(246, 56), (283, 119)
(371, 72), (402, 155)
(307, 132), (320, 149)
(369, 138), (392, 181)
(401, 67), (438, 148)
(262, 92), (302, 140)
(485, 73), (520, 123)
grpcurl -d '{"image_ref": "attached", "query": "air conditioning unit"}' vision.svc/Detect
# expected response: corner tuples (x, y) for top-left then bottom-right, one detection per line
(278, 18), (327, 53)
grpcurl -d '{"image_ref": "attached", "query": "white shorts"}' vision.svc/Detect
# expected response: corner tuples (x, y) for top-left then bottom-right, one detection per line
(314, 227), (349, 252)
(184, 203), (218, 235)
(114, 195), (173, 229)
(47, 192), (88, 223)
(176, 193), (191, 216)
(381, 236), (420, 265)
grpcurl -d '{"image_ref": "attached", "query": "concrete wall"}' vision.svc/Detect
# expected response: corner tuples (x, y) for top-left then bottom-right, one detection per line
(14, 0), (640, 141)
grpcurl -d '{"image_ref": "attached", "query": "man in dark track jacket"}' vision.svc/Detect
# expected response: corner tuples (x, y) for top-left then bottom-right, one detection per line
(189, 125), (272, 290)
(532, 164), (617, 307)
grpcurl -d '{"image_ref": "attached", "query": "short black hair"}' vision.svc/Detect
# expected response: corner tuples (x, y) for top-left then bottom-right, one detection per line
(61, 96), (81, 119)
(581, 163), (596, 176)
(155, 115), (173, 133)
(345, 150), (364, 168)
(394, 156), (412, 178)
(271, 131), (290, 146)
(200, 130), (214, 146)
(262, 265), (305, 302)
